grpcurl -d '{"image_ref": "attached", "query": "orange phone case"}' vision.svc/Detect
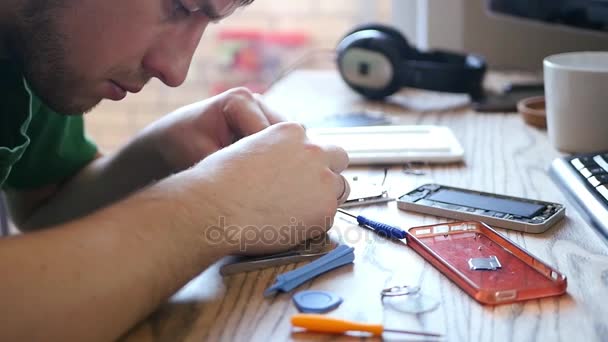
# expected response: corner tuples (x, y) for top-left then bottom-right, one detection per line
(407, 221), (567, 305)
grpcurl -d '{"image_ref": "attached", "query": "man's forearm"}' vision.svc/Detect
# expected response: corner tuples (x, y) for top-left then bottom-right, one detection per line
(0, 171), (231, 341)
(11, 134), (176, 230)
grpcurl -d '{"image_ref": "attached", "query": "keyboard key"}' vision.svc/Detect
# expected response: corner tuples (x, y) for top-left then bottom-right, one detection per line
(571, 158), (584, 170)
(588, 174), (608, 187)
(572, 157), (598, 170)
(580, 167), (608, 178)
(598, 185), (608, 201)
(594, 155), (608, 172)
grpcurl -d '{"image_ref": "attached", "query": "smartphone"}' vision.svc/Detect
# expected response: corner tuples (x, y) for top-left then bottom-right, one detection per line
(407, 221), (567, 305)
(341, 182), (391, 207)
(473, 85), (544, 113)
(397, 184), (565, 233)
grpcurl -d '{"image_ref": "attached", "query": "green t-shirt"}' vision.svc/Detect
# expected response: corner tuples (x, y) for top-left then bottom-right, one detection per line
(0, 60), (97, 190)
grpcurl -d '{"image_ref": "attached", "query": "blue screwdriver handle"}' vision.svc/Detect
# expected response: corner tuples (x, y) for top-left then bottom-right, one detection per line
(356, 216), (407, 240)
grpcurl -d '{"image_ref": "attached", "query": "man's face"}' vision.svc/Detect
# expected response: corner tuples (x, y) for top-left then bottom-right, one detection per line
(11, 0), (239, 114)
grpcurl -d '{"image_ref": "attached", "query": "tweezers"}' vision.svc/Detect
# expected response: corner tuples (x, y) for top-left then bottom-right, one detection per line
(219, 248), (331, 276)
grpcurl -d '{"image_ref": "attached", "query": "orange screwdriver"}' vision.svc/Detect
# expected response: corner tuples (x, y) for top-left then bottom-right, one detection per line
(291, 314), (443, 338)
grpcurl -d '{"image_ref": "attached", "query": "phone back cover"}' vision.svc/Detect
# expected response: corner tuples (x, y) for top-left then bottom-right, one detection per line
(407, 221), (567, 305)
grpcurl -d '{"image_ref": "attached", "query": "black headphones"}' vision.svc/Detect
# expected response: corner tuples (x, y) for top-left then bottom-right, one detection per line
(336, 23), (487, 100)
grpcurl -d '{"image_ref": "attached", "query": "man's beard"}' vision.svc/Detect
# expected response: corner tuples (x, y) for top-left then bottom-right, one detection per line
(8, 1), (102, 115)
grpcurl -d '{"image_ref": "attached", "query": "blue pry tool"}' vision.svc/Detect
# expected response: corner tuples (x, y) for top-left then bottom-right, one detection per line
(263, 245), (355, 297)
(338, 208), (407, 240)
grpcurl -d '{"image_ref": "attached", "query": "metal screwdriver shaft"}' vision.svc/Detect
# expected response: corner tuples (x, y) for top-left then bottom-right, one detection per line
(337, 208), (357, 219)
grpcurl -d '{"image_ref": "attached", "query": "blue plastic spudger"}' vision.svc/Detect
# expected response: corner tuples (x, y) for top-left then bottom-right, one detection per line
(337, 209), (407, 240)
(263, 245), (355, 297)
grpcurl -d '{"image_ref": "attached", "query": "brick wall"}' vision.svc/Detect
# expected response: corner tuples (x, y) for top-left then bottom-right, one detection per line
(87, 1), (392, 151)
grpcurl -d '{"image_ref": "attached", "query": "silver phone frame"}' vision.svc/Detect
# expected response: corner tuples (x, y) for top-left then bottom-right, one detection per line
(397, 184), (566, 233)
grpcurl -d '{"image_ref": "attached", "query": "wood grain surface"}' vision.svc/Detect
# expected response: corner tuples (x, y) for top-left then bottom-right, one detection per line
(121, 70), (608, 342)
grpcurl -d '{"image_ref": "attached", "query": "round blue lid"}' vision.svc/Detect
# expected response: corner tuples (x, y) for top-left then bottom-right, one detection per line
(292, 290), (343, 313)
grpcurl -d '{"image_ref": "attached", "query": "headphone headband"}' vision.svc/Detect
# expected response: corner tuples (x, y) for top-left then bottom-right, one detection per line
(337, 24), (487, 100)
(399, 50), (486, 99)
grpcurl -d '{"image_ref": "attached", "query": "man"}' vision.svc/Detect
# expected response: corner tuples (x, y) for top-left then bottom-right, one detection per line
(0, 0), (350, 340)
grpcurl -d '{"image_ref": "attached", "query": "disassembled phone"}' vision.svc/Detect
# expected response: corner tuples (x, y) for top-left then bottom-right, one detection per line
(341, 182), (391, 208)
(397, 184), (565, 233)
(407, 221), (567, 305)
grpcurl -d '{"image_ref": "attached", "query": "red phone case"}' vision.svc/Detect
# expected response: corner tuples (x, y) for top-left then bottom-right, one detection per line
(407, 221), (567, 305)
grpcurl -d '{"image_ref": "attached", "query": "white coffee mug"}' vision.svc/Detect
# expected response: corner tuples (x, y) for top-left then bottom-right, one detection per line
(544, 51), (608, 153)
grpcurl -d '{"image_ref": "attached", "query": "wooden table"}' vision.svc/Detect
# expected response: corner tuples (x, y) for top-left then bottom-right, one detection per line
(123, 70), (608, 342)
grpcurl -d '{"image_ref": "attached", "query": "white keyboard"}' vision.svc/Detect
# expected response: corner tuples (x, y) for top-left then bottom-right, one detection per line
(549, 153), (608, 241)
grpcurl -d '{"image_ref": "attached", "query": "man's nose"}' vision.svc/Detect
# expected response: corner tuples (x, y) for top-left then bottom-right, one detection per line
(142, 19), (208, 87)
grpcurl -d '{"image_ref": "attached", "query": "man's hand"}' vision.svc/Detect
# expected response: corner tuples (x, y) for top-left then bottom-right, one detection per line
(183, 121), (350, 256)
(8, 88), (287, 229)
(0, 92), (349, 342)
(0, 121), (349, 342)
(142, 87), (286, 173)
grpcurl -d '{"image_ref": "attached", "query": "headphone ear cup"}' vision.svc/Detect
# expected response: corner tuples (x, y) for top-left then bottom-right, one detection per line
(338, 23), (487, 101)
(342, 23), (413, 59)
(336, 31), (403, 100)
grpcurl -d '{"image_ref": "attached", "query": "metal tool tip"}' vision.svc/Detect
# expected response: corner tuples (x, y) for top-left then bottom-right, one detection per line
(337, 208), (356, 218)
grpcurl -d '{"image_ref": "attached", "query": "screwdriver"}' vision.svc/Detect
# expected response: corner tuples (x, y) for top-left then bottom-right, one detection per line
(337, 209), (407, 240)
(291, 314), (443, 338)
